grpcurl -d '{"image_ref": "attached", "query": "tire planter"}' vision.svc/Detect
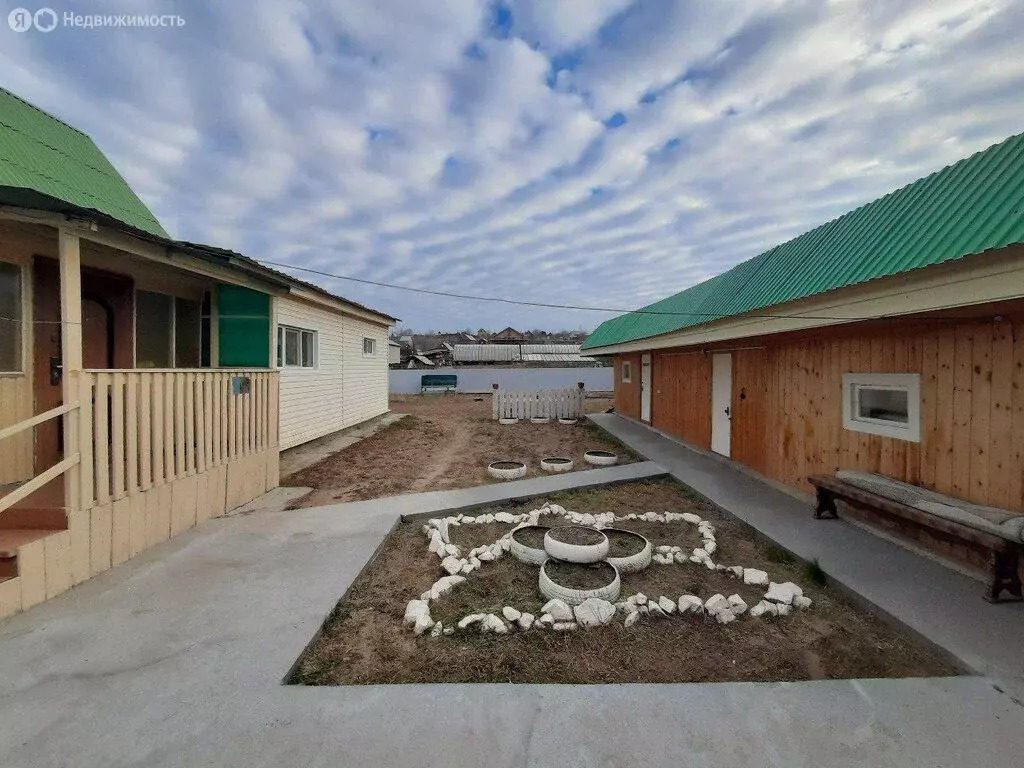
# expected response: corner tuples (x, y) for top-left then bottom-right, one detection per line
(487, 461), (527, 481)
(544, 526), (609, 563)
(530, 417), (550, 424)
(603, 529), (653, 574)
(509, 525), (550, 565)
(540, 456), (574, 473)
(584, 450), (618, 467)
(539, 559), (621, 605)
(558, 418), (578, 425)
(498, 418), (519, 425)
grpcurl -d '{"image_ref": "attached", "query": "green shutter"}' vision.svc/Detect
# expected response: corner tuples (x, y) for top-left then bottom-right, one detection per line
(217, 284), (271, 367)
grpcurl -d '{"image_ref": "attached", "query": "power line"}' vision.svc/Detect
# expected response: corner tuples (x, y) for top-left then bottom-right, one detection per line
(256, 258), (949, 323)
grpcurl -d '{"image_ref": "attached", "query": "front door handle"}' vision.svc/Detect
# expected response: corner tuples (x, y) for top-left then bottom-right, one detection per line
(49, 356), (63, 386)
(724, 406), (731, 417)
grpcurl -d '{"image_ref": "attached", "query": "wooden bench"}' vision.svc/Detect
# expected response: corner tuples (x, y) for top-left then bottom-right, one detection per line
(420, 374), (457, 394)
(809, 475), (1023, 603)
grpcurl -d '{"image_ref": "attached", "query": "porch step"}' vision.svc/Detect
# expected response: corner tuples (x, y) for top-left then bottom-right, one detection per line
(0, 529), (56, 560)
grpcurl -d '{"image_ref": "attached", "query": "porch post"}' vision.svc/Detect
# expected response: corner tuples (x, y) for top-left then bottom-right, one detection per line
(58, 229), (82, 514)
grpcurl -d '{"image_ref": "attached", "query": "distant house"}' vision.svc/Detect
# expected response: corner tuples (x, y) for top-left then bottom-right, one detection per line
(0, 87), (395, 619)
(389, 340), (402, 366)
(491, 326), (526, 343)
(583, 134), (1024, 521)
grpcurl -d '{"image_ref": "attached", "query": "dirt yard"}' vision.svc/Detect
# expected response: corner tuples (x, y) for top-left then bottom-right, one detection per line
(284, 394), (632, 506)
(290, 478), (958, 685)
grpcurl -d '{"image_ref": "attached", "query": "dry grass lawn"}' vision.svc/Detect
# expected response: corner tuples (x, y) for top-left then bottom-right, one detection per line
(284, 394), (633, 506)
(289, 478), (958, 685)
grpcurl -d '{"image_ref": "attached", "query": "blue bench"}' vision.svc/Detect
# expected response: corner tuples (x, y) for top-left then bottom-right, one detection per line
(421, 374), (457, 394)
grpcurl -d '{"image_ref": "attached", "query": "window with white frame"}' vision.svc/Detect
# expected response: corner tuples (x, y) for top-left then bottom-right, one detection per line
(842, 373), (921, 442)
(621, 360), (632, 383)
(362, 337), (376, 355)
(0, 261), (23, 372)
(277, 325), (317, 368)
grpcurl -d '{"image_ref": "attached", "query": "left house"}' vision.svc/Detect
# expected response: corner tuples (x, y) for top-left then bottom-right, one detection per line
(0, 87), (396, 619)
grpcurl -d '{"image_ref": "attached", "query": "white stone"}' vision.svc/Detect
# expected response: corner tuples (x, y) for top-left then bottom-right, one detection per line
(552, 622), (577, 631)
(430, 622), (443, 638)
(413, 614), (435, 635)
(764, 581), (803, 605)
(647, 602), (665, 617)
(494, 511), (515, 524)
(429, 575), (465, 599)
(634, 593), (648, 605)
(656, 545), (672, 554)
(727, 594), (748, 616)
(692, 548), (709, 560)
(441, 556), (463, 576)
(481, 614), (508, 634)
(427, 531), (444, 553)
(704, 541), (717, 555)
(499, 538), (511, 552)
(681, 513), (702, 524)
(539, 613), (555, 625)
(436, 518), (450, 544)
(502, 606), (521, 622)
(776, 604), (793, 617)
(673, 551), (688, 564)
(678, 595), (705, 614)
(743, 568), (769, 586)
(729, 565), (744, 578)
(443, 627), (455, 636)
(749, 600), (778, 618)
(637, 605), (650, 615)
(518, 613), (535, 630)
(478, 551), (495, 562)
(658, 596), (676, 614)
(460, 563), (474, 575)
(541, 599), (574, 622)
(404, 599), (430, 625)
(573, 598), (616, 627)
(715, 611), (736, 625)
(443, 543), (460, 558)
(458, 613), (484, 629)
(793, 595), (813, 610)
(462, 516), (475, 523)
(704, 594), (730, 615)
(469, 556), (481, 569)
(624, 611), (640, 627)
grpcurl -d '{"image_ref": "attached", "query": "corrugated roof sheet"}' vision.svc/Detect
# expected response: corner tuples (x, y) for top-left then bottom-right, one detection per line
(453, 344), (520, 362)
(0, 87), (169, 238)
(583, 133), (1024, 350)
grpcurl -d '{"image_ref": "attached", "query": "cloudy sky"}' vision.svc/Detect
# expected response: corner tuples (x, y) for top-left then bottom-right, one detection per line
(3, 0), (1022, 332)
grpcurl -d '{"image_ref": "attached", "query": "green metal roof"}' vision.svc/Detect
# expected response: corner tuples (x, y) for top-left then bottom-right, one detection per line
(583, 133), (1024, 350)
(0, 87), (168, 238)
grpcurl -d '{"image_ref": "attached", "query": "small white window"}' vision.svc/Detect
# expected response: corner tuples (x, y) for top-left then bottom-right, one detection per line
(842, 373), (920, 442)
(363, 337), (376, 355)
(621, 360), (632, 383)
(277, 325), (317, 368)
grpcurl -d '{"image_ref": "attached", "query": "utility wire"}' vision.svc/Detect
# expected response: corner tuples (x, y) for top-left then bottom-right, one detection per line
(256, 258), (961, 323)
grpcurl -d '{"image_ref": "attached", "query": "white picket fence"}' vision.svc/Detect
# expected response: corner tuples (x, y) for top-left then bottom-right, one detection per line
(492, 387), (586, 420)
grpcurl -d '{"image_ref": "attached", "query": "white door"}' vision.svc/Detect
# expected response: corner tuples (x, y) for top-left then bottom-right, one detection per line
(711, 353), (732, 456)
(640, 353), (652, 422)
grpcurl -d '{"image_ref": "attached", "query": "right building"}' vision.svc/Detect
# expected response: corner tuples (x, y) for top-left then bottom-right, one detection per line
(582, 133), (1024, 515)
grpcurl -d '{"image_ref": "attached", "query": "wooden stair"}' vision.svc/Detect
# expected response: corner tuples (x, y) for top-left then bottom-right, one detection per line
(0, 478), (69, 618)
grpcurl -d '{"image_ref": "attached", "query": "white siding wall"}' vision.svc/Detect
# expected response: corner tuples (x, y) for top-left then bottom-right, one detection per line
(276, 297), (390, 450)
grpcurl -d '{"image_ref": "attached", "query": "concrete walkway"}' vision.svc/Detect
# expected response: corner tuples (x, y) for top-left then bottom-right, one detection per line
(590, 413), (1024, 699)
(0, 452), (1023, 765)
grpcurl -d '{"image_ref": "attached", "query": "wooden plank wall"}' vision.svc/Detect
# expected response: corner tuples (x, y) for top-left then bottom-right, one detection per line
(614, 354), (641, 420)
(613, 310), (1024, 514)
(649, 351), (712, 449)
(0, 377), (33, 484)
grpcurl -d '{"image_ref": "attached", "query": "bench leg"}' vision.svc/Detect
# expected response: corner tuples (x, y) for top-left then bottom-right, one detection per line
(814, 489), (838, 520)
(984, 549), (1023, 603)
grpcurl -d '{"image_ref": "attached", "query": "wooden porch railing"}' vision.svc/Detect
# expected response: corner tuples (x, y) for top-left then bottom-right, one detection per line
(79, 369), (279, 511)
(0, 403), (81, 515)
